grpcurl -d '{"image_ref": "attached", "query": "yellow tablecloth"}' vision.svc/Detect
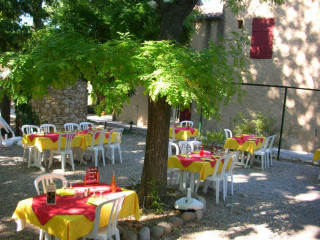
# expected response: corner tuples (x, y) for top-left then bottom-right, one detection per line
(169, 127), (199, 141)
(12, 188), (140, 240)
(168, 154), (231, 181)
(223, 137), (264, 155)
(313, 149), (320, 162)
(22, 132), (118, 153)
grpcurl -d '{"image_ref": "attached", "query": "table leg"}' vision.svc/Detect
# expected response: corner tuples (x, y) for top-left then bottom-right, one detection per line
(244, 153), (252, 168)
(32, 149), (46, 172)
(179, 171), (187, 192)
(189, 172), (196, 192)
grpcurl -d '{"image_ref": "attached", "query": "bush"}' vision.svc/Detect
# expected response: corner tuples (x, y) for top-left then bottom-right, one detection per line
(200, 129), (226, 147)
(232, 112), (276, 136)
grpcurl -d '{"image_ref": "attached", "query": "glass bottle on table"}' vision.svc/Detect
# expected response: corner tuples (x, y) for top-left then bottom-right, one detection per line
(200, 146), (204, 156)
(110, 172), (117, 193)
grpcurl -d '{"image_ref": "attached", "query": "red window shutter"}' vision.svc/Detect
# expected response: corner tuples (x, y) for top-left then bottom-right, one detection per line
(250, 18), (275, 59)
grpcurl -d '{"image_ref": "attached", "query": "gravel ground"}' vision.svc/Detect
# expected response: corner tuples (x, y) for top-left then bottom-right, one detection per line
(0, 132), (320, 240)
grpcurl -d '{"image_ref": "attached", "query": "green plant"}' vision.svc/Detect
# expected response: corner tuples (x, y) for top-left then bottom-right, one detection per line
(201, 129), (226, 147)
(232, 112), (276, 136)
(147, 178), (165, 213)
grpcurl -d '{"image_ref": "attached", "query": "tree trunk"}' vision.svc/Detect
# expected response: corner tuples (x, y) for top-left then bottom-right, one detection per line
(138, 96), (171, 206)
(0, 90), (11, 137)
(138, 0), (198, 208)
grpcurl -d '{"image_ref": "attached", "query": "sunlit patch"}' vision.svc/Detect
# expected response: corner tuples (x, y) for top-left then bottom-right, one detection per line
(234, 174), (250, 183)
(295, 176), (306, 180)
(294, 191), (320, 201)
(137, 142), (145, 146)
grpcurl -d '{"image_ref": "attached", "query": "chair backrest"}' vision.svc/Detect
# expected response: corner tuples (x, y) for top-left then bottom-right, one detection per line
(0, 116), (16, 137)
(40, 124), (57, 134)
(170, 125), (175, 142)
(267, 134), (276, 151)
(168, 142), (179, 157)
(34, 173), (67, 195)
(260, 136), (271, 151)
(92, 129), (108, 147)
(64, 123), (80, 132)
(57, 132), (76, 152)
(226, 151), (240, 175)
(220, 154), (232, 176)
(80, 122), (95, 130)
(180, 121), (193, 128)
(224, 129), (233, 139)
(21, 125), (40, 135)
(178, 141), (192, 154)
(90, 193), (126, 239)
(108, 128), (124, 145)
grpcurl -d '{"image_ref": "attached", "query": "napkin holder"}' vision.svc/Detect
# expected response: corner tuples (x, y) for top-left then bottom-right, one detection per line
(46, 183), (56, 205)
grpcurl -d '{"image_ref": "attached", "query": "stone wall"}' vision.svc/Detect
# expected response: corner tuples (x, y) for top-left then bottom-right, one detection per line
(31, 80), (88, 129)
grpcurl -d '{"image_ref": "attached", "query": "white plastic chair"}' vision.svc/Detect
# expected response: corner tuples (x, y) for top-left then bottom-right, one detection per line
(21, 125), (40, 167)
(64, 123), (80, 132)
(169, 125), (176, 143)
(265, 134), (276, 167)
(224, 151), (240, 197)
(195, 154), (232, 204)
(178, 141), (192, 154)
(224, 129), (233, 139)
(180, 120), (193, 128)
(224, 129), (233, 154)
(39, 124), (57, 134)
(188, 138), (202, 152)
(80, 122), (95, 130)
(34, 173), (67, 195)
(85, 130), (107, 167)
(48, 132), (76, 172)
(81, 193), (126, 240)
(104, 128), (123, 164)
(167, 142), (182, 185)
(252, 136), (271, 170)
(34, 173), (67, 240)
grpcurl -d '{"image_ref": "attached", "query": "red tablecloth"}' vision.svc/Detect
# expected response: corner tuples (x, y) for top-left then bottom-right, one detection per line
(233, 135), (263, 145)
(32, 183), (122, 225)
(28, 133), (60, 143)
(177, 151), (223, 168)
(174, 126), (195, 135)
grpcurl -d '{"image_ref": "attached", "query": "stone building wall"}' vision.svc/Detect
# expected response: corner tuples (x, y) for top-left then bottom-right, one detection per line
(31, 80), (88, 129)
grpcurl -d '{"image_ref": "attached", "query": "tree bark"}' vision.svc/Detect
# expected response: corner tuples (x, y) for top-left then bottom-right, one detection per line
(138, 0), (198, 207)
(138, 96), (171, 206)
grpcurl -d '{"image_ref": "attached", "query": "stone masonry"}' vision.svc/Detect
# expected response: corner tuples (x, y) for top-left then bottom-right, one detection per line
(31, 80), (88, 129)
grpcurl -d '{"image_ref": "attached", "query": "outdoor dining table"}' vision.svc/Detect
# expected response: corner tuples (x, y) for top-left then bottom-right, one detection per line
(168, 151), (230, 192)
(223, 135), (264, 168)
(22, 130), (118, 171)
(12, 183), (140, 240)
(169, 126), (199, 141)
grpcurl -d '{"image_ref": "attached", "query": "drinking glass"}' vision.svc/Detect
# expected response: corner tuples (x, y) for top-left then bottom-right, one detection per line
(99, 190), (104, 198)
(69, 181), (73, 189)
(63, 180), (68, 190)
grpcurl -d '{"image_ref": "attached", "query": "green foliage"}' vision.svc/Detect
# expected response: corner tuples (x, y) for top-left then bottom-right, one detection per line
(232, 112), (276, 136)
(15, 102), (40, 126)
(201, 129), (226, 146)
(148, 178), (165, 213)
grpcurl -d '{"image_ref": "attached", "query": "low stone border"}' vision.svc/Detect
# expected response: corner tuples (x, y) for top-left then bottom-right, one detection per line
(119, 195), (206, 240)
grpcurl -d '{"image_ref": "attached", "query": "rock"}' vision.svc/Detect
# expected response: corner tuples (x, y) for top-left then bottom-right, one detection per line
(195, 209), (204, 221)
(122, 230), (138, 240)
(150, 225), (164, 239)
(168, 216), (184, 228)
(196, 196), (206, 212)
(139, 226), (150, 240)
(181, 212), (196, 223)
(157, 222), (172, 234)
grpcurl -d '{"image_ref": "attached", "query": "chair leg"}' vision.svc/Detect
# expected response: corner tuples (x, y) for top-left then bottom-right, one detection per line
(61, 153), (66, 172)
(94, 149), (98, 167)
(70, 153), (75, 171)
(118, 146), (122, 163)
(111, 148), (115, 165)
(215, 180), (219, 204)
(39, 229), (44, 240)
(231, 174), (234, 195)
(203, 180), (210, 193)
(223, 178), (226, 201)
(101, 149), (105, 166)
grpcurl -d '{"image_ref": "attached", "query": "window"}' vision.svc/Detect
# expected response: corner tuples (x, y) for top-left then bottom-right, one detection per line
(250, 18), (275, 59)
